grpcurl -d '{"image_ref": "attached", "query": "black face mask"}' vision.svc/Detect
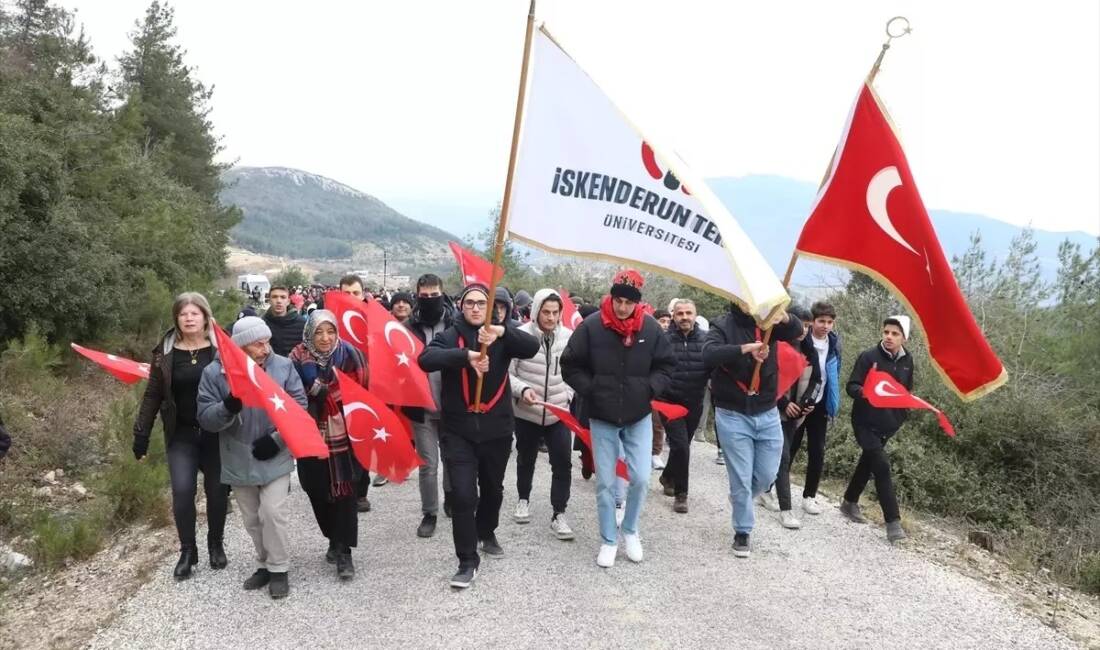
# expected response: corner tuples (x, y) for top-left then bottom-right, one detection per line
(418, 295), (445, 324)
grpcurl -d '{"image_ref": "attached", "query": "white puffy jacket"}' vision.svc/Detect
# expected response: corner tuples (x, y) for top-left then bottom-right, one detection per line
(510, 289), (574, 425)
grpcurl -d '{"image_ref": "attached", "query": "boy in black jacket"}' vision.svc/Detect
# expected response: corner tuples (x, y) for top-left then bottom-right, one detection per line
(839, 315), (915, 544)
(419, 283), (539, 588)
(702, 301), (803, 558)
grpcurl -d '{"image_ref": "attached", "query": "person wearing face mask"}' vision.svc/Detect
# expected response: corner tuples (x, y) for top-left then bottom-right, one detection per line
(133, 292), (229, 580)
(197, 317), (306, 599)
(289, 310), (370, 581)
(401, 273), (456, 537)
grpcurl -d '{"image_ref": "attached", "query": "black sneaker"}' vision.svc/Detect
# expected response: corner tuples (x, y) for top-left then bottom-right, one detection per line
(732, 532), (751, 558)
(357, 497), (372, 513)
(325, 540), (338, 564)
(268, 571), (289, 599)
(243, 568), (271, 590)
(479, 535), (504, 557)
(336, 551), (356, 581)
(417, 514), (437, 538)
(449, 566), (478, 589)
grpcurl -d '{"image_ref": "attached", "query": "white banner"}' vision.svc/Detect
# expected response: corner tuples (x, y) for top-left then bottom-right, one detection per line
(506, 27), (789, 322)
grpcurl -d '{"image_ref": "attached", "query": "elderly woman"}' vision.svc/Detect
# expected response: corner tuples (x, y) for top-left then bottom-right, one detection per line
(289, 310), (369, 581)
(133, 292), (229, 580)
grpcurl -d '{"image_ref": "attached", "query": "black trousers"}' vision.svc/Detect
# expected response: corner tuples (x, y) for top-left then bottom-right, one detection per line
(659, 401), (703, 496)
(843, 426), (900, 523)
(441, 432), (512, 570)
(774, 419), (797, 511)
(515, 419), (571, 513)
(790, 402), (828, 498)
(298, 456), (359, 548)
(165, 428), (229, 551)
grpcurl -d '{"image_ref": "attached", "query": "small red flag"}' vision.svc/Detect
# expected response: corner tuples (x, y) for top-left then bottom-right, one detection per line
(70, 343), (150, 384)
(559, 289), (584, 331)
(211, 325), (329, 458)
(650, 400), (688, 421)
(795, 82), (1006, 400)
(776, 341), (810, 400)
(449, 241), (504, 287)
(335, 369), (424, 483)
(537, 401), (628, 480)
(864, 366), (956, 437)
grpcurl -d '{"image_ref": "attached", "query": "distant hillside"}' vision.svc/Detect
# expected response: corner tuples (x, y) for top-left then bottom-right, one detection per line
(220, 167), (460, 270)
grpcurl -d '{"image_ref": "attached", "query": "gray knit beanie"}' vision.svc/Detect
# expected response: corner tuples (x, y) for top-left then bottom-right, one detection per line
(231, 316), (272, 347)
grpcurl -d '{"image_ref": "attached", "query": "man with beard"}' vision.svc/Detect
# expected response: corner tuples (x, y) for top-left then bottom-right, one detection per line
(419, 283), (539, 588)
(403, 274), (457, 538)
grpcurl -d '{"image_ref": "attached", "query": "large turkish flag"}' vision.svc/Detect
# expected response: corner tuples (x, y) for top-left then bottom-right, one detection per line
(796, 82), (1006, 400)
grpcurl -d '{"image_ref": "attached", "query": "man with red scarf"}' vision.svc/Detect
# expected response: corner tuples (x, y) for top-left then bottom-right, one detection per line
(561, 269), (675, 569)
(418, 283), (539, 589)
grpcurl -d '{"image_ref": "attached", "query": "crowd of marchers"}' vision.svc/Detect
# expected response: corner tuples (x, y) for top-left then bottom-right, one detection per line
(120, 268), (918, 596)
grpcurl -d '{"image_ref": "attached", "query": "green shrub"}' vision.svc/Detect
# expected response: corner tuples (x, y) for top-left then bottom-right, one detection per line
(100, 435), (170, 527)
(1080, 553), (1100, 594)
(0, 323), (63, 395)
(31, 510), (106, 570)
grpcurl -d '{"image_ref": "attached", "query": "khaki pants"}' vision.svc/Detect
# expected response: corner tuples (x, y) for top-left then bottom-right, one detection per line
(652, 407), (665, 455)
(234, 472), (292, 573)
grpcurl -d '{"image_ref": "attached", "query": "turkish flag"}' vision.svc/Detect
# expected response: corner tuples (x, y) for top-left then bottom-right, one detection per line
(70, 343), (150, 384)
(335, 369), (423, 483)
(776, 341), (809, 399)
(559, 289), (584, 331)
(864, 366), (956, 437)
(651, 400), (688, 421)
(795, 82), (1006, 400)
(326, 291), (436, 409)
(537, 402), (628, 480)
(449, 241), (504, 287)
(211, 325), (329, 459)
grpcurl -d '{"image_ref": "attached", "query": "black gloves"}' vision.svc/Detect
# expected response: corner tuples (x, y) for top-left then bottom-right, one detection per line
(251, 434), (280, 460)
(224, 395), (243, 414)
(133, 435), (150, 460)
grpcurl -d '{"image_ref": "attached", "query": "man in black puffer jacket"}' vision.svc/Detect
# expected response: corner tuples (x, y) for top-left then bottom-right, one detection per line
(657, 298), (709, 513)
(703, 300), (803, 559)
(561, 269), (675, 569)
(419, 282), (539, 589)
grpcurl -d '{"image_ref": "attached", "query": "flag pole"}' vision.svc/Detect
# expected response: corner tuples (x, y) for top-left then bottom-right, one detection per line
(474, 0), (537, 410)
(746, 16), (911, 394)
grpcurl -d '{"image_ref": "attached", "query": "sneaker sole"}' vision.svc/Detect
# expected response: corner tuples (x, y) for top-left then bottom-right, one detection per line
(732, 549), (751, 558)
(450, 573), (477, 589)
(553, 531), (575, 540)
(514, 517), (531, 524)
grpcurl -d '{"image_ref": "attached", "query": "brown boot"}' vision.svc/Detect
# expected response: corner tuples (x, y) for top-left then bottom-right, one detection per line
(673, 494), (688, 513)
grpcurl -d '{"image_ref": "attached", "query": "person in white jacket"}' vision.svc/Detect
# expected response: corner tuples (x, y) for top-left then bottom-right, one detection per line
(509, 289), (575, 539)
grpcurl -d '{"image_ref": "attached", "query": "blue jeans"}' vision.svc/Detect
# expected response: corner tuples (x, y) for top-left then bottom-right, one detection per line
(714, 407), (783, 534)
(590, 415), (652, 544)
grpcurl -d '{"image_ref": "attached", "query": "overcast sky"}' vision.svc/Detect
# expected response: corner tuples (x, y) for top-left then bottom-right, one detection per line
(63, 0), (1100, 235)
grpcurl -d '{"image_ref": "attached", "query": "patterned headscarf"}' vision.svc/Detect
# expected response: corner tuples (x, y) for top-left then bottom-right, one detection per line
(302, 309), (340, 368)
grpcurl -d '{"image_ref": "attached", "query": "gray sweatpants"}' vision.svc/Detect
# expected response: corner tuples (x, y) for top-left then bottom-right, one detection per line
(413, 418), (451, 515)
(234, 472), (292, 573)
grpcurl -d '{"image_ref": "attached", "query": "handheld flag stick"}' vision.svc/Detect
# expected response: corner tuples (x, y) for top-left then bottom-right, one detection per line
(747, 16), (912, 395)
(475, 0), (537, 410)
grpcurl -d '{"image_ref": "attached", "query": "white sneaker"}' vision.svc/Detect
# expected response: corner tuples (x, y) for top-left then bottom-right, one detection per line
(596, 543), (617, 568)
(615, 503), (625, 527)
(715, 449), (726, 465)
(802, 496), (823, 515)
(780, 510), (802, 529)
(623, 533), (644, 562)
(651, 454), (666, 470)
(755, 490), (780, 512)
(513, 499), (531, 523)
(550, 514), (575, 540)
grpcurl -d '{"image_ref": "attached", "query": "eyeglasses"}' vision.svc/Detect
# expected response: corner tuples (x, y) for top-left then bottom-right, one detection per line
(462, 300), (488, 309)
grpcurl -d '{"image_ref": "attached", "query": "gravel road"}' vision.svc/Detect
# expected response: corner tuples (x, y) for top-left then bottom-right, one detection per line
(88, 439), (1077, 649)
